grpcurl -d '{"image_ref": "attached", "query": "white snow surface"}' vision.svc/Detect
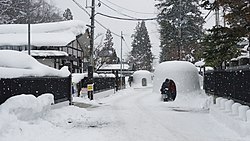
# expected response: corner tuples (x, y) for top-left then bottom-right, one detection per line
(22, 50), (68, 57)
(0, 20), (87, 46)
(0, 88), (249, 141)
(72, 73), (88, 84)
(0, 50), (70, 78)
(0, 59), (249, 141)
(98, 64), (130, 70)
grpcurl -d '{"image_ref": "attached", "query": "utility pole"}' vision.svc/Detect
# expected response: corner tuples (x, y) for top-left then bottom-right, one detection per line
(215, 0), (220, 26)
(87, 0), (95, 100)
(178, 0), (182, 60)
(120, 31), (123, 89)
(27, 0), (31, 55)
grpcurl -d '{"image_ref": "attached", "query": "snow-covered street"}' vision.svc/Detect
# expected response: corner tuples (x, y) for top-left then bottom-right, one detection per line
(1, 87), (249, 141)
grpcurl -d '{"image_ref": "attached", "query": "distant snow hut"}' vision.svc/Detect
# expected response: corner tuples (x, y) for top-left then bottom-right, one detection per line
(133, 70), (153, 88)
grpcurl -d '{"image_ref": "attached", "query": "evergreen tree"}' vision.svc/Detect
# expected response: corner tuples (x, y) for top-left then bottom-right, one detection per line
(129, 21), (153, 71)
(201, 0), (249, 68)
(202, 26), (240, 69)
(63, 8), (73, 20)
(201, 0), (249, 41)
(103, 29), (114, 50)
(218, 0), (250, 47)
(98, 29), (118, 64)
(156, 0), (204, 62)
(0, 0), (63, 24)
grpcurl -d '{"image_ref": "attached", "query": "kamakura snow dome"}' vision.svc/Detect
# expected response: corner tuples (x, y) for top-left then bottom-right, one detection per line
(132, 70), (153, 88)
(153, 61), (200, 94)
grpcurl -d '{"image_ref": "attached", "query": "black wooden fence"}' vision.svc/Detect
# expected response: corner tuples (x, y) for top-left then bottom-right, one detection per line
(0, 76), (71, 105)
(204, 69), (250, 105)
(75, 76), (125, 96)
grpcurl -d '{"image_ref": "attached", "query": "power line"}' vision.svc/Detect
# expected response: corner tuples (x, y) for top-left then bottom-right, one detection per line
(98, 0), (136, 19)
(95, 20), (121, 37)
(103, 0), (157, 15)
(96, 12), (158, 21)
(204, 9), (213, 21)
(206, 12), (214, 22)
(72, 0), (90, 16)
(72, 0), (121, 37)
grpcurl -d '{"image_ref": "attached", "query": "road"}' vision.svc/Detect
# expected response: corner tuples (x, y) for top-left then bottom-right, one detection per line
(92, 87), (247, 141)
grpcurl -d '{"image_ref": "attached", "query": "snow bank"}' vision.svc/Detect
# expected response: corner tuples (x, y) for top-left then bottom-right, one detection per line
(0, 94), (54, 121)
(132, 70), (153, 88)
(210, 97), (250, 137)
(0, 50), (70, 78)
(153, 61), (201, 94)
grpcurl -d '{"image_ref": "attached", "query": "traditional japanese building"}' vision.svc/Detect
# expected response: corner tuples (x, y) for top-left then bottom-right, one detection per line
(0, 20), (90, 73)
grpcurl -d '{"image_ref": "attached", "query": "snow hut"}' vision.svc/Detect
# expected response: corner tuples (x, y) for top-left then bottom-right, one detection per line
(153, 61), (200, 95)
(133, 70), (153, 88)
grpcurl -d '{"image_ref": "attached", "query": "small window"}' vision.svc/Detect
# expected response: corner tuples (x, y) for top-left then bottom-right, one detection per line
(142, 78), (147, 86)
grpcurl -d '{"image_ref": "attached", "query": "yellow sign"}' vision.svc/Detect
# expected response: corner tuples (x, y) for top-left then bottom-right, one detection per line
(87, 84), (94, 91)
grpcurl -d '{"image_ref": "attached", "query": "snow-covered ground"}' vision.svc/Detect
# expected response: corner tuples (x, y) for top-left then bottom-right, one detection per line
(0, 87), (249, 141)
(1, 59), (249, 141)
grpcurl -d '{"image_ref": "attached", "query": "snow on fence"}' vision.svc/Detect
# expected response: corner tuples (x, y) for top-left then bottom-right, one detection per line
(204, 69), (250, 106)
(0, 76), (71, 105)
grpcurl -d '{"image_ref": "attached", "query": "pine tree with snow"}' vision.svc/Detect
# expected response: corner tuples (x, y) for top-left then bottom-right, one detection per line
(129, 21), (153, 71)
(103, 29), (114, 50)
(156, 0), (204, 62)
(63, 8), (73, 20)
(98, 29), (118, 64)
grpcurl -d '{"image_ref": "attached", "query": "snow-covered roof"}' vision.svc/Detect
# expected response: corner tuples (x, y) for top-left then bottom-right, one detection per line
(195, 59), (205, 67)
(0, 50), (70, 78)
(22, 50), (68, 57)
(72, 73), (88, 84)
(0, 20), (87, 47)
(99, 64), (130, 70)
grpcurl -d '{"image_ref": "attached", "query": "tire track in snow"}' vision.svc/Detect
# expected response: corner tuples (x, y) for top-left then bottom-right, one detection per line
(109, 88), (188, 141)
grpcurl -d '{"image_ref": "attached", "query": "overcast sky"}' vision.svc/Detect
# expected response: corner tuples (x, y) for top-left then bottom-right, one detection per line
(50, 0), (215, 63)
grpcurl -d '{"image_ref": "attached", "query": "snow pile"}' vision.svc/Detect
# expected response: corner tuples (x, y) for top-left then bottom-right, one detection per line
(0, 94), (54, 121)
(132, 70), (153, 88)
(0, 20), (87, 47)
(0, 50), (70, 78)
(211, 97), (250, 137)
